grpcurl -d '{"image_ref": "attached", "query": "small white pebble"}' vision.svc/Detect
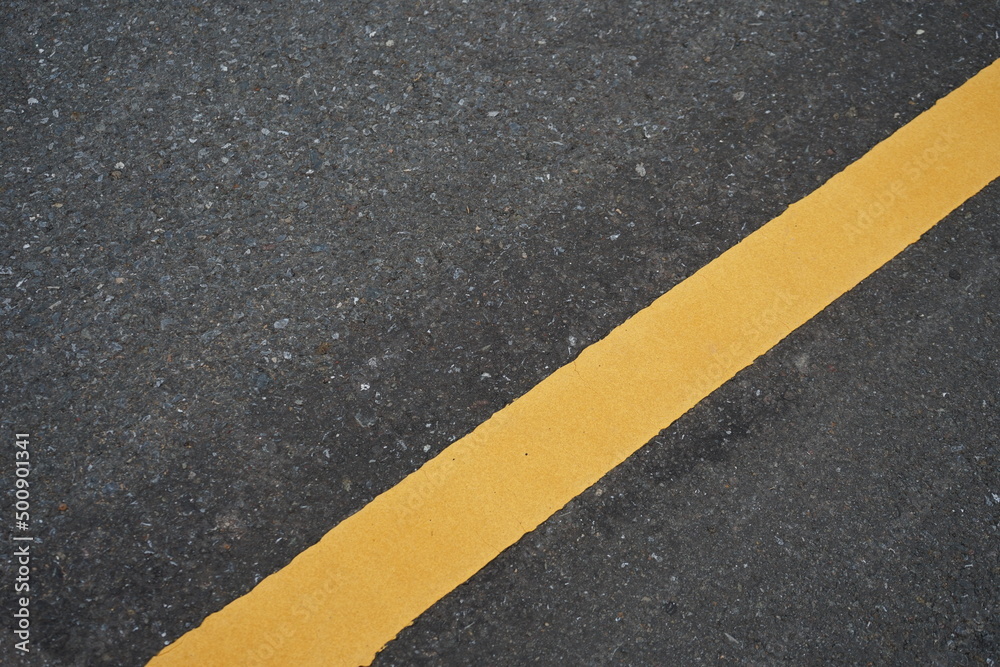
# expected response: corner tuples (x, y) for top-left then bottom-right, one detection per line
(115, 161), (125, 170)
(916, 29), (925, 35)
(385, 39), (395, 47)
(28, 97), (39, 105)
(635, 163), (646, 177)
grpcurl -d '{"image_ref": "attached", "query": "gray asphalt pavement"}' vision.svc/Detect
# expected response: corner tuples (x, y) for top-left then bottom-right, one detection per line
(2, 1), (998, 665)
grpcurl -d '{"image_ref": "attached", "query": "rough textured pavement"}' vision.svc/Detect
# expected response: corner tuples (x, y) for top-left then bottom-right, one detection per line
(1, 1), (998, 664)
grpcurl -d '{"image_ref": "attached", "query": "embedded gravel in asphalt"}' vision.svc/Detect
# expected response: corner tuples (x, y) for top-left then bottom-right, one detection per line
(1, 1), (998, 664)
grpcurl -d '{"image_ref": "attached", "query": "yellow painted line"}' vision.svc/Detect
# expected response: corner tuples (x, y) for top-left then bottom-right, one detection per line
(148, 60), (1000, 667)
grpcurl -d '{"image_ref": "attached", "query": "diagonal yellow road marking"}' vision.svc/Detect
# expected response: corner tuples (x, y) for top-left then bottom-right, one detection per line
(148, 59), (1000, 667)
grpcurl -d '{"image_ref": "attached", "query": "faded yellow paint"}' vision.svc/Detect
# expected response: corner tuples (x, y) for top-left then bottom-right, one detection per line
(148, 60), (1000, 667)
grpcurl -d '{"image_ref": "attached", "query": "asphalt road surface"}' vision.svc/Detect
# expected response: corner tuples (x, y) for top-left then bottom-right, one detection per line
(2, 1), (998, 665)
